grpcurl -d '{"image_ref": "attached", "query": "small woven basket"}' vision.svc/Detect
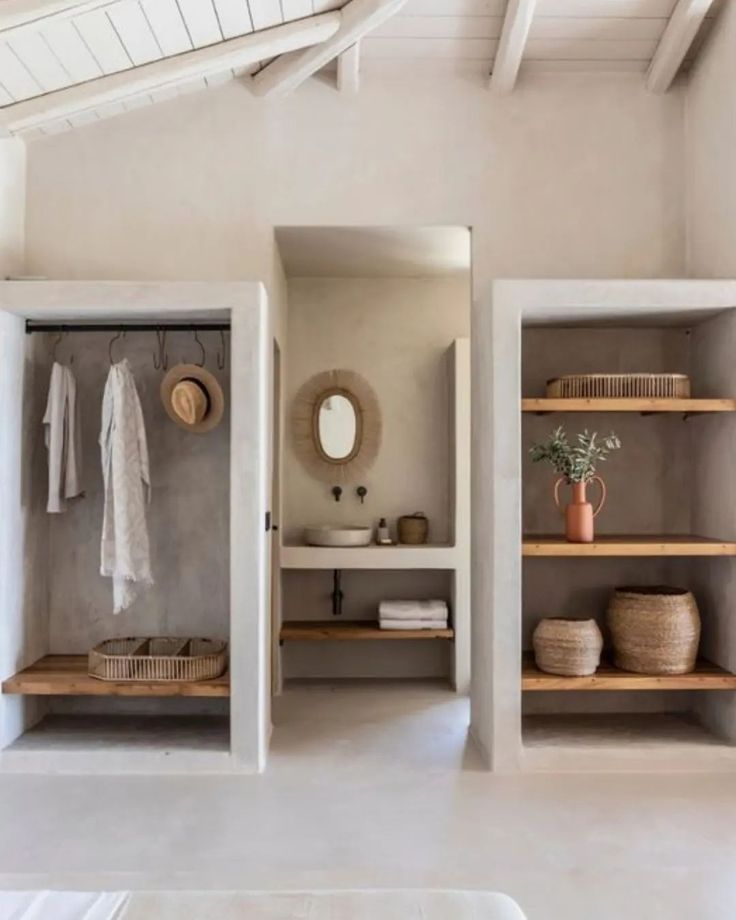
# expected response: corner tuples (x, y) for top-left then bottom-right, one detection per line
(532, 618), (603, 677)
(89, 637), (227, 682)
(546, 374), (691, 399)
(607, 587), (700, 675)
(398, 512), (429, 545)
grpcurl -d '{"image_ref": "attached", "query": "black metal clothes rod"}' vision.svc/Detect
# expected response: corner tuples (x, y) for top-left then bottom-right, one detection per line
(25, 322), (230, 334)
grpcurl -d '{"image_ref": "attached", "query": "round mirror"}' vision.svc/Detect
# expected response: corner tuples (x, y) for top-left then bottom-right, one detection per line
(316, 392), (359, 461)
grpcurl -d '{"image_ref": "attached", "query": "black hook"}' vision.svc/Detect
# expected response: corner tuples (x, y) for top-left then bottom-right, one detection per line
(332, 486), (343, 503)
(217, 330), (226, 371)
(153, 328), (168, 370)
(356, 486), (367, 504)
(109, 328), (125, 364)
(192, 329), (205, 368)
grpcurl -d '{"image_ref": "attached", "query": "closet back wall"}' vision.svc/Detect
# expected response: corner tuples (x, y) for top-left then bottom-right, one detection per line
(44, 331), (230, 653)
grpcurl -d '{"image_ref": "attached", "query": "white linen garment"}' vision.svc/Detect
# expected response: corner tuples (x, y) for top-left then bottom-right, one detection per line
(99, 359), (153, 613)
(43, 361), (83, 513)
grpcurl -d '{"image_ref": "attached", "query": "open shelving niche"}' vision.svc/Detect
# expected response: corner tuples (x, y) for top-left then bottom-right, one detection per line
(0, 283), (267, 775)
(479, 280), (736, 773)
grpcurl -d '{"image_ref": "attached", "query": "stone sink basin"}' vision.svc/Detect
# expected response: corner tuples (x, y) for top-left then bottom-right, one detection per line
(304, 526), (373, 547)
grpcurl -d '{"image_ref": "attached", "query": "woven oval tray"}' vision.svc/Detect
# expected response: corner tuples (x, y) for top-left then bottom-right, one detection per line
(89, 637), (227, 682)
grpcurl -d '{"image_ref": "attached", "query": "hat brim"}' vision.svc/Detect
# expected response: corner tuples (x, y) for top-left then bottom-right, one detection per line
(160, 364), (225, 433)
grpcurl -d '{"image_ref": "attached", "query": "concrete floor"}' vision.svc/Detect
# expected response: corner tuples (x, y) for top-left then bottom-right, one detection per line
(1, 681), (735, 920)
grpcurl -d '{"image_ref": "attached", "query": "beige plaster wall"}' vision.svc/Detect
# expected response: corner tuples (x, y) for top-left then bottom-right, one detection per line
(283, 275), (470, 543)
(686, 0), (736, 277)
(23, 72), (686, 290)
(0, 138), (25, 278)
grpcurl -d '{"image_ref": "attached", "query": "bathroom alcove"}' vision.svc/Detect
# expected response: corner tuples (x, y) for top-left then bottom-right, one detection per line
(0, 282), (268, 774)
(273, 228), (471, 695)
(477, 280), (736, 773)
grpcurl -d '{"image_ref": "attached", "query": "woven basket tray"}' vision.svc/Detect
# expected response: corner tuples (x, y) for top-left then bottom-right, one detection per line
(89, 637), (227, 682)
(546, 374), (691, 399)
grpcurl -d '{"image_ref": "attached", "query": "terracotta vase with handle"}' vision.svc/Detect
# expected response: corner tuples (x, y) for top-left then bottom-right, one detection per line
(554, 477), (606, 543)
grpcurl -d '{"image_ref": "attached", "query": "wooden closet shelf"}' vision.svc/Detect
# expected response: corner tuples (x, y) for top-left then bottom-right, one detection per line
(522, 654), (736, 691)
(522, 535), (736, 557)
(522, 398), (736, 414)
(280, 620), (455, 641)
(1, 655), (230, 697)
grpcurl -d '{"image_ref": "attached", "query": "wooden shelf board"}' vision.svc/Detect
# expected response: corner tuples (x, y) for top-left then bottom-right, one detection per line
(522, 398), (736, 414)
(280, 620), (454, 641)
(522, 535), (736, 557)
(522, 654), (736, 691)
(1, 655), (230, 698)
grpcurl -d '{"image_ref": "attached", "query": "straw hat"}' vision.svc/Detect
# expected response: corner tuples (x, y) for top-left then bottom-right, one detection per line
(160, 364), (224, 433)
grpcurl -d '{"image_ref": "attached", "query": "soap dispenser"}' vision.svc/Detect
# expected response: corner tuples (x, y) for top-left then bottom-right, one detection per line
(377, 518), (392, 546)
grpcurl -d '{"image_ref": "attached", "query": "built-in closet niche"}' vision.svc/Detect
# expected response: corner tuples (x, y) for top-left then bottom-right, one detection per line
(21, 327), (230, 723)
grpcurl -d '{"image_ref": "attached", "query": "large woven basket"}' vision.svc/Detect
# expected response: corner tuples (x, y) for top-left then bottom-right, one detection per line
(89, 637), (227, 682)
(607, 587), (700, 675)
(532, 617), (603, 677)
(546, 374), (691, 399)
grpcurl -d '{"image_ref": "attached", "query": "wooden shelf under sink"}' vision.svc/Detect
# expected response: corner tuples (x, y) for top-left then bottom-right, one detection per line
(522, 535), (736, 557)
(280, 620), (455, 641)
(522, 653), (736, 691)
(522, 398), (736, 414)
(1, 655), (230, 697)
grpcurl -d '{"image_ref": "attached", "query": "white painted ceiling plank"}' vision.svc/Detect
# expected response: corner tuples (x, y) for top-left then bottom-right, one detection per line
(531, 16), (668, 40)
(107, 1), (163, 65)
(0, 83), (15, 105)
(489, 0), (537, 92)
(646, 0), (715, 92)
(247, 0), (283, 30)
(282, 0), (313, 21)
(139, 0), (192, 55)
(0, 13), (340, 131)
(373, 15), (503, 38)
(212, 0), (253, 38)
(537, 0), (677, 15)
(336, 38), (359, 90)
(253, 0), (409, 97)
(7, 30), (71, 90)
(362, 35), (497, 57)
(0, 1), (119, 37)
(40, 18), (103, 81)
(527, 37), (660, 59)
(401, 0), (505, 14)
(176, 0), (223, 47)
(0, 41), (43, 98)
(73, 8), (135, 72)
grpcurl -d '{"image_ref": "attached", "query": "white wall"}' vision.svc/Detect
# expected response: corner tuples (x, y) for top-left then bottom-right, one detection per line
(0, 138), (26, 278)
(23, 72), (686, 288)
(686, 0), (736, 277)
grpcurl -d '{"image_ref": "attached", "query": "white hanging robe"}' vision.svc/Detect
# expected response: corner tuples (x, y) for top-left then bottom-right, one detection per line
(43, 361), (83, 513)
(99, 359), (153, 613)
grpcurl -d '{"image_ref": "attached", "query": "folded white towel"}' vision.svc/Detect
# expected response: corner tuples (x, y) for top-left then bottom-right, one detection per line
(379, 600), (448, 621)
(380, 618), (448, 630)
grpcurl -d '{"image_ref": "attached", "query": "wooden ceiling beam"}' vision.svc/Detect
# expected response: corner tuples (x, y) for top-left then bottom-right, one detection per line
(0, 13), (341, 134)
(489, 0), (538, 93)
(647, 0), (717, 93)
(252, 0), (408, 98)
